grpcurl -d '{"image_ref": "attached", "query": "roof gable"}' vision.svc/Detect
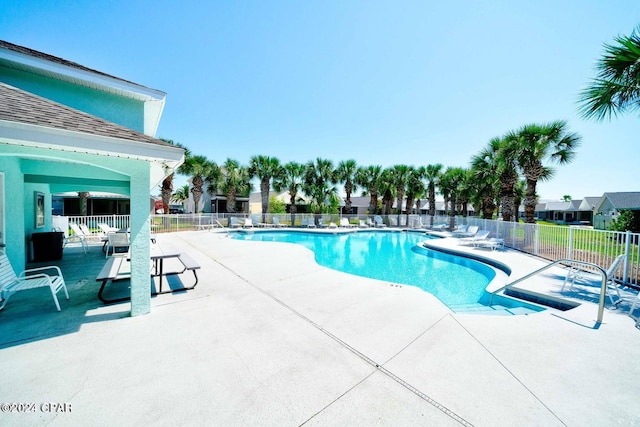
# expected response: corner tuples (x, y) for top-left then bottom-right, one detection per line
(0, 40), (165, 136)
(602, 192), (640, 210)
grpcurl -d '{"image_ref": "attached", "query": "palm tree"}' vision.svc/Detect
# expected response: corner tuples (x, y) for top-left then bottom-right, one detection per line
(272, 161), (305, 225)
(302, 158), (336, 224)
(335, 159), (358, 215)
(180, 154), (216, 213)
(425, 163), (443, 227)
(355, 165), (383, 215)
(249, 155), (282, 223)
(470, 143), (499, 219)
(390, 165), (411, 225)
(512, 121), (581, 223)
(441, 167), (466, 229)
(495, 135), (520, 222)
(220, 158), (251, 214)
(405, 166), (426, 225)
(171, 184), (190, 211)
(456, 168), (473, 218)
(158, 138), (188, 214)
(204, 162), (223, 212)
(578, 27), (640, 120)
(379, 168), (395, 217)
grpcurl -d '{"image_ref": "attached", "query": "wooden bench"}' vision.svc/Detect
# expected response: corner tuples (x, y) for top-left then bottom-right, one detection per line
(96, 253), (200, 304)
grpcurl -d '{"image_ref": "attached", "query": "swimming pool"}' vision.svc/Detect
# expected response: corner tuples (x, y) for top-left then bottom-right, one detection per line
(232, 230), (502, 307)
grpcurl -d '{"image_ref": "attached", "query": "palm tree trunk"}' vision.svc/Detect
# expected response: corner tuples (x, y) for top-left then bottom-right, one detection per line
(289, 193), (297, 225)
(369, 192), (378, 215)
(78, 192), (89, 216)
(226, 188), (237, 213)
(161, 173), (174, 214)
(395, 191), (404, 226)
(448, 195), (457, 230)
(260, 178), (269, 223)
(406, 196), (415, 226)
(428, 187), (436, 227)
(191, 175), (204, 213)
(524, 178), (537, 223)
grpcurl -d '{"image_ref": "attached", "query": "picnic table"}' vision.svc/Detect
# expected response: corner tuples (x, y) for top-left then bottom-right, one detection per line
(96, 245), (200, 304)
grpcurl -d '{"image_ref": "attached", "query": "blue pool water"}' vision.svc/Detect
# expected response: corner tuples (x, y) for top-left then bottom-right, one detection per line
(232, 230), (498, 307)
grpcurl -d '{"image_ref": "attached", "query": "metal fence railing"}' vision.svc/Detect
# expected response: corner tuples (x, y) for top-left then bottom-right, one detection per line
(63, 213), (640, 289)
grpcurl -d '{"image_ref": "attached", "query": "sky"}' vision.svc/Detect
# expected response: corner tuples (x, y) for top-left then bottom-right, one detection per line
(1, 0), (639, 201)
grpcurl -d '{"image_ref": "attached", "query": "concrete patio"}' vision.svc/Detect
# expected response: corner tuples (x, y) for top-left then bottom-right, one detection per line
(1, 230), (639, 426)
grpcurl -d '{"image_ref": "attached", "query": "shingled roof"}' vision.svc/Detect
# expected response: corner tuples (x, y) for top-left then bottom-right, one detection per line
(0, 82), (172, 147)
(0, 39), (147, 90)
(602, 192), (640, 210)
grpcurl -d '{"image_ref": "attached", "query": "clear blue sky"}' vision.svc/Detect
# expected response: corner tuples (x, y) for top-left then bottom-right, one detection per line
(2, 0), (639, 200)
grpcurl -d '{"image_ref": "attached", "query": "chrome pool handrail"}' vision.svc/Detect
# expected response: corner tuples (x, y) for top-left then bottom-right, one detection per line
(490, 259), (608, 325)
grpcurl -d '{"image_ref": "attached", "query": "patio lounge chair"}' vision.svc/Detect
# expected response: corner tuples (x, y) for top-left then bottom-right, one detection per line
(474, 238), (504, 251)
(243, 218), (254, 228)
(229, 217), (242, 228)
(358, 220), (370, 228)
(79, 224), (95, 240)
(453, 225), (478, 238)
(272, 217), (286, 228)
(561, 253), (626, 307)
(374, 216), (386, 228)
(412, 217), (428, 229)
(459, 230), (490, 246)
(98, 223), (118, 235)
(340, 218), (356, 228)
(68, 223), (89, 254)
(302, 217), (316, 228)
(0, 253), (69, 311)
(451, 224), (467, 235)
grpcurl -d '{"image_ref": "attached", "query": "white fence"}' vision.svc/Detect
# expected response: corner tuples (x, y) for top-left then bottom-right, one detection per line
(65, 213), (640, 289)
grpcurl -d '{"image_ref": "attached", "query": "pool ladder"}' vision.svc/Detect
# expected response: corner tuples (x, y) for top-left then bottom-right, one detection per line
(489, 259), (608, 325)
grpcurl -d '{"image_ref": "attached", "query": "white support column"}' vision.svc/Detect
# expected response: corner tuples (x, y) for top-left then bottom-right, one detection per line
(129, 167), (151, 316)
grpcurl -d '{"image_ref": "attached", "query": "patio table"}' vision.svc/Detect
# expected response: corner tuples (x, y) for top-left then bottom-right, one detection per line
(96, 245), (200, 304)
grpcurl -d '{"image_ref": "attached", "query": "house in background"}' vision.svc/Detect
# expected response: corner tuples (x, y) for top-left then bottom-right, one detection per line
(0, 40), (184, 316)
(533, 197), (600, 225)
(593, 192), (640, 230)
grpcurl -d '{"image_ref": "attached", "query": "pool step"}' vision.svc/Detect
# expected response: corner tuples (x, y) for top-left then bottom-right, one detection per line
(450, 303), (538, 316)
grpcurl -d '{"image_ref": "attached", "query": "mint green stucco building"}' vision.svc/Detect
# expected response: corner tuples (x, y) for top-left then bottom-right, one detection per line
(0, 40), (184, 316)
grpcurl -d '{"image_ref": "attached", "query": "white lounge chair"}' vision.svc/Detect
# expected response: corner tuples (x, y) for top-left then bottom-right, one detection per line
(358, 220), (370, 228)
(459, 230), (490, 246)
(302, 217), (316, 228)
(412, 217), (428, 229)
(0, 253), (69, 311)
(374, 216), (386, 228)
(453, 225), (478, 238)
(79, 224), (95, 241)
(340, 218), (356, 228)
(229, 217), (242, 228)
(451, 224), (468, 236)
(474, 238), (504, 251)
(562, 254), (626, 307)
(431, 223), (448, 231)
(272, 217), (285, 228)
(243, 218), (254, 228)
(68, 223), (89, 254)
(98, 223), (118, 235)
